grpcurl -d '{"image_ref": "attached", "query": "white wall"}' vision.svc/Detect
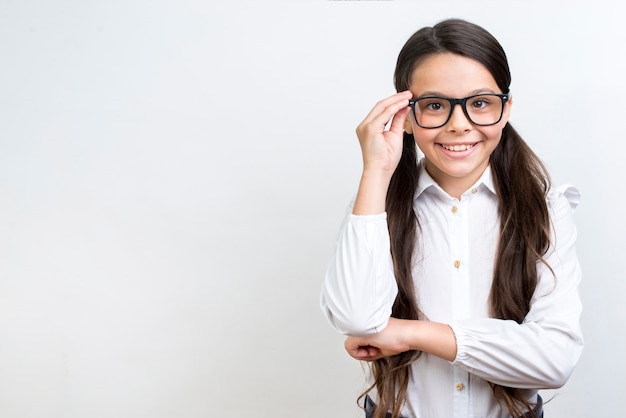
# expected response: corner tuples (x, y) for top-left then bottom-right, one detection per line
(0, 1), (621, 417)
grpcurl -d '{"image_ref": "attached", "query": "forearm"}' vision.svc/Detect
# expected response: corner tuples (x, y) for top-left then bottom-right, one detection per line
(344, 318), (457, 362)
(451, 317), (583, 388)
(352, 169), (393, 215)
(407, 320), (457, 362)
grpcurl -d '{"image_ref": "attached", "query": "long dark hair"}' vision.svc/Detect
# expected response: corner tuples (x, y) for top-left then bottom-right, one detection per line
(364, 18), (551, 418)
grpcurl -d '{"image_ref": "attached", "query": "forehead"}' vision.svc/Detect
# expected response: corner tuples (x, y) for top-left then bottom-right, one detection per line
(409, 53), (501, 96)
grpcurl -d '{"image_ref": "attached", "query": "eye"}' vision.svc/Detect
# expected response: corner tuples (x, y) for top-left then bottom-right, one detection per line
(469, 97), (492, 109)
(418, 98), (447, 112)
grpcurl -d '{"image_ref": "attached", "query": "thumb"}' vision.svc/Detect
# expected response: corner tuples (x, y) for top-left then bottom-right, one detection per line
(387, 106), (410, 137)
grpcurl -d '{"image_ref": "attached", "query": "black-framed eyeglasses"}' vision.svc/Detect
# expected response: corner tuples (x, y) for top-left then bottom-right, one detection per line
(408, 93), (509, 129)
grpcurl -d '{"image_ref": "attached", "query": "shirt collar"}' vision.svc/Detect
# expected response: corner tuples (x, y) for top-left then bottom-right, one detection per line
(413, 159), (497, 201)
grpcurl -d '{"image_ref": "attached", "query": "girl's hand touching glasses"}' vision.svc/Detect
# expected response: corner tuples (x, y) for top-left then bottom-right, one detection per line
(355, 90), (412, 176)
(352, 90), (412, 215)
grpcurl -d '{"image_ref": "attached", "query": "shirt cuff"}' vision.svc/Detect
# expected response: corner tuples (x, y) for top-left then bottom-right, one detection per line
(348, 212), (387, 222)
(448, 322), (467, 366)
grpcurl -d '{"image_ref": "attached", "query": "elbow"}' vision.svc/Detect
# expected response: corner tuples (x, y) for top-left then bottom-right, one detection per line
(335, 314), (390, 337)
(541, 363), (574, 389)
(539, 335), (584, 389)
(320, 284), (395, 336)
(320, 300), (390, 336)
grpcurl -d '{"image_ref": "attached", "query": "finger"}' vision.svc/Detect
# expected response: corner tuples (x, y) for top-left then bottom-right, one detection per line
(344, 337), (362, 355)
(346, 338), (376, 359)
(364, 90), (411, 116)
(387, 106), (410, 136)
(353, 346), (381, 361)
(357, 103), (411, 143)
(364, 93), (411, 127)
(361, 91), (412, 127)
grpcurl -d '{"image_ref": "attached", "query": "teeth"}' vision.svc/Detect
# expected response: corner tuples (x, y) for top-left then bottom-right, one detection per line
(443, 144), (473, 151)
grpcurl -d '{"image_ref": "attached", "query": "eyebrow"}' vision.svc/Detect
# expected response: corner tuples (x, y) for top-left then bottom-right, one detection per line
(416, 88), (499, 98)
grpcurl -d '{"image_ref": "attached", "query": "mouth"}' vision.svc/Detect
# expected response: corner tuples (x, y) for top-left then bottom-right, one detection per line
(439, 143), (476, 152)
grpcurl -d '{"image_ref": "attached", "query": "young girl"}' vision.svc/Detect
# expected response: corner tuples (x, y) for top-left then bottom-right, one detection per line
(320, 19), (583, 418)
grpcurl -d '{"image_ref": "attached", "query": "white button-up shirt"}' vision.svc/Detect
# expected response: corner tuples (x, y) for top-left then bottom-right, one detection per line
(320, 163), (583, 418)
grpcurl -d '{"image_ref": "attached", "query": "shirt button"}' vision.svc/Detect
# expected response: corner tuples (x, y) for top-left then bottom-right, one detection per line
(451, 205), (458, 214)
(456, 383), (465, 391)
(454, 260), (461, 268)
(471, 188), (478, 194)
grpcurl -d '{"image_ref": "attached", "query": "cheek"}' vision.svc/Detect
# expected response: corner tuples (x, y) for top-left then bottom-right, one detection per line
(482, 124), (506, 142)
(413, 128), (440, 145)
(413, 134), (434, 151)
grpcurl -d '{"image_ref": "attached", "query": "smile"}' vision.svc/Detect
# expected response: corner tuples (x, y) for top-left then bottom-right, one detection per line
(440, 143), (476, 152)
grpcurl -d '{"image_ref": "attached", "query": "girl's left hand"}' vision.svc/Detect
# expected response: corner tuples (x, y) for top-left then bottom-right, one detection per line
(344, 318), (458, 362)
(344, 317), (412, 362)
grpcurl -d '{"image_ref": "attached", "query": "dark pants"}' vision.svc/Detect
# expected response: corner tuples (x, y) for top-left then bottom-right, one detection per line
(364, 394), (544, 418)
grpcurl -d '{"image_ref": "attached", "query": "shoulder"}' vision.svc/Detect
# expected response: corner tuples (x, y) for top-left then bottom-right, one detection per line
(547, 184), (581, 213)
(546, 184), (580, 246)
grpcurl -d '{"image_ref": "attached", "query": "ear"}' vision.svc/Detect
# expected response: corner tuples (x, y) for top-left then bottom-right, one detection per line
(502, 95), (513, 123)
(403, 115), (413, 134)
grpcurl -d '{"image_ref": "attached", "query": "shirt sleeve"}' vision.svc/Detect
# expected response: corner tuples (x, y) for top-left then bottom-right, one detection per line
(320, 206), (398, 336)
(450, 186), (584, 389)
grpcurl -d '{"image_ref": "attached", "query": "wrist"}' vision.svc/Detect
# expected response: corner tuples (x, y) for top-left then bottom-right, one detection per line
(361, 166), (395, 182)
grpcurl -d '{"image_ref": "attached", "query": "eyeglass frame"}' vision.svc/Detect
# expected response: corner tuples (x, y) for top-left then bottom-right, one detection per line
(407, 93), (510, 129)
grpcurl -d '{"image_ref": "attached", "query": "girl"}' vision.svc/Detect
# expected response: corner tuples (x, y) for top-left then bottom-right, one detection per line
(320, 18), (583, 418)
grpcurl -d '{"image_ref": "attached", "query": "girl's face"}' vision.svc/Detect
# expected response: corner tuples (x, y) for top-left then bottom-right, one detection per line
(404, 53), (512, 199)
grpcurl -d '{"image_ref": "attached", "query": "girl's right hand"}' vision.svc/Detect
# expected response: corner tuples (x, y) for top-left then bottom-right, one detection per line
(355, 90), (412, 176)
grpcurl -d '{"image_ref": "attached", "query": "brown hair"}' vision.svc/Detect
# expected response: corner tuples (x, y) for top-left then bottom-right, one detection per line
(363, 18), (551, 418)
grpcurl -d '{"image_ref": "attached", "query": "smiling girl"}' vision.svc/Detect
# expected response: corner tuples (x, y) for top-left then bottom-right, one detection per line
(320, 19), (583, 418)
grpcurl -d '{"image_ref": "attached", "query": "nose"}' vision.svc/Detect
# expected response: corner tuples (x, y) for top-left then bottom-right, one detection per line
(447, 103), (472, 132)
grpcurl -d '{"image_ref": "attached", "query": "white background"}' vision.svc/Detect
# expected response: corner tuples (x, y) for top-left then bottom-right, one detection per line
(0, 1), (622, 417)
